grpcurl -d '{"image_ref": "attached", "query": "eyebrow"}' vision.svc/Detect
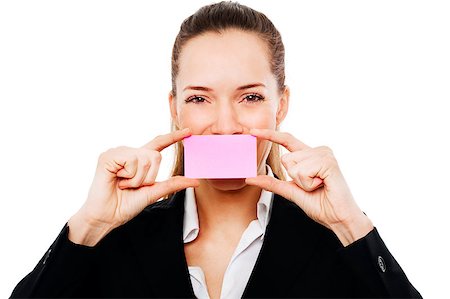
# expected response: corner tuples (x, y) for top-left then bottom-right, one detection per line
(183, 82), (266, 92)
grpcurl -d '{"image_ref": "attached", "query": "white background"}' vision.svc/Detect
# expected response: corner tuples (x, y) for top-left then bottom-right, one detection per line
(1, 0), (448, 297)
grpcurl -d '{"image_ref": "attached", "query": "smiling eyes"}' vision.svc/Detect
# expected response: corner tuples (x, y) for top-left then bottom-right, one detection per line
(185, 93), (265, 104)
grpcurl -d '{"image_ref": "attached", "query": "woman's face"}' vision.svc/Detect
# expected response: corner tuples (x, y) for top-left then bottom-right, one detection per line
(170, 29), (289, 191)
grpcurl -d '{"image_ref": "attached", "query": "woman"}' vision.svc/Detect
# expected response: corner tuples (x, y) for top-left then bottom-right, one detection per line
(11, 2), (421, 298)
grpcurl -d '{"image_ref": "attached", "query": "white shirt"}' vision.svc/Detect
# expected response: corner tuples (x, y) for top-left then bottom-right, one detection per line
(183, 164), (275, 299)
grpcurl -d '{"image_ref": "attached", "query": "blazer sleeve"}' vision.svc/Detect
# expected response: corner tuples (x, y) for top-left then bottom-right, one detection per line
(337, 227), (422, 298)
(10, 224), (98, 298)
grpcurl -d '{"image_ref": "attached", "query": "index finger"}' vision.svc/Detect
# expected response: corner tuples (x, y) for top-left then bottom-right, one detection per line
(143, 128), (192, 152)
(249, 128), (310, 152)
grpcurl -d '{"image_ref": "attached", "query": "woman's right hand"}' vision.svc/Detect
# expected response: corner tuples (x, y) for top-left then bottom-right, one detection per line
(68, 128), (199, 246)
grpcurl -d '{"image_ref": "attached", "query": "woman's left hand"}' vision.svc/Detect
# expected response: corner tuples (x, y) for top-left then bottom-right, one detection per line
(245, 128), (374, 246)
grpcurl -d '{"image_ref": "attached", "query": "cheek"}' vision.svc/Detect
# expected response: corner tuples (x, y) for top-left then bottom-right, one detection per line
(241, 110), (277, 129)
(238, 104), (278, 138)
(177, 106), (211, 131)
(250, 107), (278, 163)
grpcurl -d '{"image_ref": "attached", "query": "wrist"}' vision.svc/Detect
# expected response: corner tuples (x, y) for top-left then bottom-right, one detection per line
(330, 213), (374, 247)
(68, 211), (114, 247)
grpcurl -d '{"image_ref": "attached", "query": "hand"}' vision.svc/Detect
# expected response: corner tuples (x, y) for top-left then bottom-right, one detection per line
(68, 128), (199, 246)
(245, 129), (373, 246)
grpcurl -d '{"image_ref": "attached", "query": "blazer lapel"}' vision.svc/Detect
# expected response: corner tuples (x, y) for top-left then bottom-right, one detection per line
(126, 190), (195, 297)
(242, 193), (325, 298)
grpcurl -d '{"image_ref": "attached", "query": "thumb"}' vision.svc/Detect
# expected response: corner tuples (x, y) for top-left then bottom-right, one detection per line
(142, 176), (200, 204)
(246, 175), (302, 202)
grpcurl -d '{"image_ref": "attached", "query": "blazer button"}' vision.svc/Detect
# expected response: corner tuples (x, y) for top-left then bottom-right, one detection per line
(43, 248), (52, 265)
(377, 255), (386, 272)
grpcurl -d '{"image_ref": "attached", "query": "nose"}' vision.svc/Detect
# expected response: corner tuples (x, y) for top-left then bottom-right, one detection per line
(210, 101), (244, 135)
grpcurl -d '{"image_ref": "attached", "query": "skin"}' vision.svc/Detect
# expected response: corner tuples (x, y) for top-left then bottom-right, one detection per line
(68, 29), (373, 299)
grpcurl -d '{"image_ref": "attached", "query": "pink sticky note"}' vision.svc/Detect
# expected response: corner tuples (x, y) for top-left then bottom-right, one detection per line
(183, 135), (257, 178)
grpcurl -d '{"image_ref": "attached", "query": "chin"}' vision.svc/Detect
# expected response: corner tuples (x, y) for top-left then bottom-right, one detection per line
(205, 178), (247, 191)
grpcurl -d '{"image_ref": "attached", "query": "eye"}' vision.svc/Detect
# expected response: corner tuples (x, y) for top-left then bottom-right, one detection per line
(185, 96), (207, 104)
(242, 93), (265, 103)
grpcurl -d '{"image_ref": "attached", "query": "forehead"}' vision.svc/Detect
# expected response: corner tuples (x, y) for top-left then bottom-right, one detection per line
(177, 29), (273, 88)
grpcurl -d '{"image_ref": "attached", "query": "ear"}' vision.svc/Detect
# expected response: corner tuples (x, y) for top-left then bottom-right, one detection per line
(276, 86), (290, 127)
(168, 91), (180, 129)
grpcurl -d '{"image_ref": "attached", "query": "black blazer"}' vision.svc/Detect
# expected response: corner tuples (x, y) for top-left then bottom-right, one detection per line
(11, 189), (421, 298)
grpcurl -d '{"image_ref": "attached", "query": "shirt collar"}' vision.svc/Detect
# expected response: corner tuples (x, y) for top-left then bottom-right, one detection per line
(183, 164), (275, 244)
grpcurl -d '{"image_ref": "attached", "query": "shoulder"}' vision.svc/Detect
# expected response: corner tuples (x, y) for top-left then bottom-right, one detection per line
(98, 190), (186, 247)
(270, 193), (342, 248)
(270, 194), (319, 229)
(131, 189), (185, 228)
(136, 189), (185, 220)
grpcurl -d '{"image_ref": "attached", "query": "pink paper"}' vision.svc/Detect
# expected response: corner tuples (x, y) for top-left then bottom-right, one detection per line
(183, 135), (257, 178)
